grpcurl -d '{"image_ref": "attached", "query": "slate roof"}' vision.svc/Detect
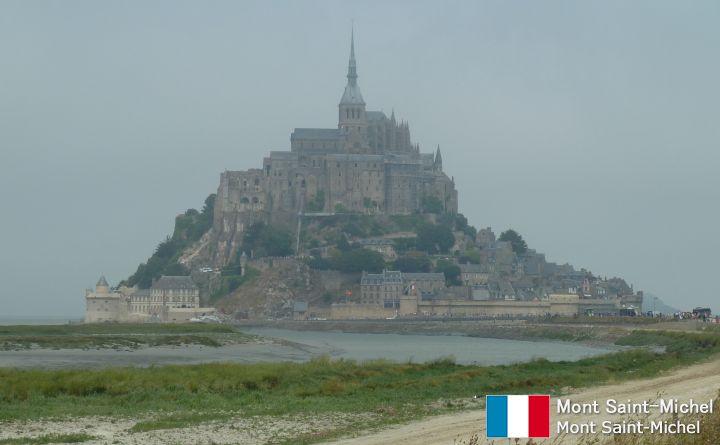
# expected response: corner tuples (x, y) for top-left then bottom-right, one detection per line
(361, 270), (402, 285)
(366, 111), (387, 121)
(459, 264), (483, 273)
(152, 276), (197, 290)
(404, 273), (445, 282)
(96, 275), (109, 287)
(340, 83), (365, 105)
(291, 128), (343, 140)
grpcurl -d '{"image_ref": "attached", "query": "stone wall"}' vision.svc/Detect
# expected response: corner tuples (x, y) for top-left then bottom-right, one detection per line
(330, 303), (396, 320)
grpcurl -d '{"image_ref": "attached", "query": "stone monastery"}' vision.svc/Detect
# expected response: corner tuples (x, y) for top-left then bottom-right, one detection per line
(213, 32), (458, 262)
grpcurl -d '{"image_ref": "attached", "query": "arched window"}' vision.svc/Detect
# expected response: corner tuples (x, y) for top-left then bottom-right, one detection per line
(252, 197), (259, 204)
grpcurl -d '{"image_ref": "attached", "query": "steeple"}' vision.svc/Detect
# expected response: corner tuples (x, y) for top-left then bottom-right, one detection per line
(347, 28), (357, 86)
(339, 29), (365, 106)
(435, 145), (443, 171)
(338, 28), (367, 147)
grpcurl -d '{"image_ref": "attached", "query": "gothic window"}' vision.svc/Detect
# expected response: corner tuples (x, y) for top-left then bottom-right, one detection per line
(243, 180), (247, 188)
(252, 197), (259, 204)
(346, 109), (350, 119)
(301, 179), (306, 187)
(254, 178), (259, 186)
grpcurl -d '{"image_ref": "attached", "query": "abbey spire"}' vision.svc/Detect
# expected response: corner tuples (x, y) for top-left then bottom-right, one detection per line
(339, 28), (365, 106)
(338, 28), (367, 146)
(347, 28), (358, 86)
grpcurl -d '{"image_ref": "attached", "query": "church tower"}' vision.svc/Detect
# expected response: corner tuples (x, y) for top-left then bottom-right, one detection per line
(338, 29), (368, 152)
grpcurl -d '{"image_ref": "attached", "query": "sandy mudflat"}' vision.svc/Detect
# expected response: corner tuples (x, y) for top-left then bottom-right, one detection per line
(0, 340), (326, 369)
(0, 412), (379, 445)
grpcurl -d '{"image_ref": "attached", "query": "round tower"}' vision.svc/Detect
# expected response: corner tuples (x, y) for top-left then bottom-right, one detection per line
(95, 275), (110, 294)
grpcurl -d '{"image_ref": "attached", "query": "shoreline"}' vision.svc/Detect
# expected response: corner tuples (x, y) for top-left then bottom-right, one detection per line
(235, 318), (627, 348)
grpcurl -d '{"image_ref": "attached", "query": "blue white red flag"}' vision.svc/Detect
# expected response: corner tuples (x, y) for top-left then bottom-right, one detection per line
(486, 395), (550, 438)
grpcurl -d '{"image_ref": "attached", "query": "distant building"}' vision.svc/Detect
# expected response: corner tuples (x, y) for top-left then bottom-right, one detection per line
(85, 275), (212, 323)
(360, 270), (445, 307)
(360, 270), (403, 307)
(458, 263), (488, 285)
(85, 276), (125, 323)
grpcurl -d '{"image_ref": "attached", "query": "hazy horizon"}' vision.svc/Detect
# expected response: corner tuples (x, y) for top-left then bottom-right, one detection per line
(2, 1), (719, 317)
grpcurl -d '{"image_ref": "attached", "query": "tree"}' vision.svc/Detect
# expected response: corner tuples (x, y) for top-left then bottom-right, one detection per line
(498, 229), (528, 255)
(163, 262), (189, 276)
(394, 252), (432, 272)
(416, 223), (455, 254)
(336, 235), (351, 252)
(242, 223), (294, 257)
(435, 259), (462, 286)
(421, 195), (444, 214)
(454, 213), (477, 238)
(306, 191), (325, 212)
(331, 248), (385, 273)
(123, 194), (216, 288)
(459, 249), (481, 264)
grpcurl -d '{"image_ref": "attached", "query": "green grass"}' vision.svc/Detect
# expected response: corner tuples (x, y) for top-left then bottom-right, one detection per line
(1, 330), (719, 430)
(0, 434), (95, 444)
(0, 323), (252, 350)
(129, 412), (232, 432)
(535, 315), (661, 325)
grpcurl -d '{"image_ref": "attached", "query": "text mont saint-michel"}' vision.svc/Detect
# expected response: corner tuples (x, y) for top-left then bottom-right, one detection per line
(556, 399), (713, 435)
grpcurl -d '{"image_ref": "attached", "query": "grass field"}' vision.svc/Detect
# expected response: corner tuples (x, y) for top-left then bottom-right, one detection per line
(0, 323), (253, 350)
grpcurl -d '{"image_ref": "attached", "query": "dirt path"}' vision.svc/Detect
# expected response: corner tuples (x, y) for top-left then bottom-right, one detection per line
(322, 356), (720, 445)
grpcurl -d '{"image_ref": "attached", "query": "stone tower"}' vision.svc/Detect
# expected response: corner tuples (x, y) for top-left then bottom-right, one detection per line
(96, 275), (110, 294)
(338, 29), (368, 152)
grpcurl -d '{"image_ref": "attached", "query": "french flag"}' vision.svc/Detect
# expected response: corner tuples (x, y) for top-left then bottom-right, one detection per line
(486, 395), (550, 438)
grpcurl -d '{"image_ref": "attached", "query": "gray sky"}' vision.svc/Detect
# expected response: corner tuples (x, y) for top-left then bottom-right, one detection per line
(1, 1), (718, 317)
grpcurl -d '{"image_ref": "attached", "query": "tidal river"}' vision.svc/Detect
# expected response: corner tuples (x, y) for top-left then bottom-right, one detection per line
(243, 327), (614, 365)
(0, 328), (614, 369)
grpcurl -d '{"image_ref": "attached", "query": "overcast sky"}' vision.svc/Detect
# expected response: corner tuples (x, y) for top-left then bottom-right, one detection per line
(1, 1), (718, 318)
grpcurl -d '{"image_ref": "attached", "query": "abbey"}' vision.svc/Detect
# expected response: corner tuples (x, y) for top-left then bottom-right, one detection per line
(214, 32), (458, 258)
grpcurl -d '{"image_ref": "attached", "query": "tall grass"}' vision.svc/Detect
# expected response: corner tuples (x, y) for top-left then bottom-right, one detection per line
(0, 323), (248, 350)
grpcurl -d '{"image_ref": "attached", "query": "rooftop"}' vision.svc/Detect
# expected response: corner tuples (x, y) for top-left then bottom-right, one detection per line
(152, 276), (197, 290)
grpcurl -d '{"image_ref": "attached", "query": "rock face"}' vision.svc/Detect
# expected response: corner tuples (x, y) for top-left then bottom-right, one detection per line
(215, 257), (357, 319)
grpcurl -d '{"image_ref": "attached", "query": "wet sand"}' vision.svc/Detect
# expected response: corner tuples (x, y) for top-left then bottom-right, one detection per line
(0, 328), (613, 369)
